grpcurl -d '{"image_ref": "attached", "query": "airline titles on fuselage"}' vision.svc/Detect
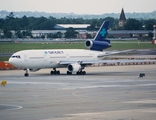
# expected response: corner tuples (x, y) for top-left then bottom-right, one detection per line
(44, 51), (64, 54)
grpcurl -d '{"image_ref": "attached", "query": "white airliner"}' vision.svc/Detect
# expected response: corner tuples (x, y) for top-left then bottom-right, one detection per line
(9, 21), (154, 76)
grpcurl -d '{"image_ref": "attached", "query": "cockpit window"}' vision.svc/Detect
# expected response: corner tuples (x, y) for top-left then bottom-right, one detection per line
(11, 55), (21, 58)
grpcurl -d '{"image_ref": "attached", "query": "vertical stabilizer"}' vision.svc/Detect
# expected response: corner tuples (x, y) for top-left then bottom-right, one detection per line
(94, 21), (109, 43)
(85, 21), (111, 51)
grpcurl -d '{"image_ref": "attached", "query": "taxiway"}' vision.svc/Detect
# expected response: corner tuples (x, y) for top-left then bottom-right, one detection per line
(0, 65), (156, 120)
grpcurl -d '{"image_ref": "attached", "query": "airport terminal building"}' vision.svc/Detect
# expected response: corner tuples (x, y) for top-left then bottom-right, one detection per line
(1, 22), (153, 40)
(31, 28), (153, 39)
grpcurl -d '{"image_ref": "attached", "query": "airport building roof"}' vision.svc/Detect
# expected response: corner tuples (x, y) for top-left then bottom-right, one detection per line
(54, 24), (90, 30)
(108, 30), (152, 34)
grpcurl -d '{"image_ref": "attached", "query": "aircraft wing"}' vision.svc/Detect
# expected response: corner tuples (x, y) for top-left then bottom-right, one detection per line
(82, 59), (156, 64)
(59, 59), (156, 65)
(98, 49), (133, 58)
(59, 50), (136, 65)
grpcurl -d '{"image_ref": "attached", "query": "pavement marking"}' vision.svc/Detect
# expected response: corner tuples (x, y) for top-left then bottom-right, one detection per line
(0, 104), (23, 110)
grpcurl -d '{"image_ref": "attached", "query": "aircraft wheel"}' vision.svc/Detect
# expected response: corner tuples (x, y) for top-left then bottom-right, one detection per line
(76, 72), (80, 75)
(54, 70), (60, 75)
(82, 71), (86, 75)
(76, 71), (82, 75)
(57, 70), (60, 75)
(54, 71), (57, 75)
(51, 70), (60, 75)
(77, 71), (86, 75)
(25, 73), (29, 77)
(67, 71), (72, 75)
(51, 71), (54, 75)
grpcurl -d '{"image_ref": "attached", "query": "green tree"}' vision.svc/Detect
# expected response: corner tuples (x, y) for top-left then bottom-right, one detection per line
(148, 32), (153, 40)
(22, 30), (32, 38)
(15, 30), (23, 38)
(124, 18), (142, 30)
(139, 34), (142, 38)
(129, 33), (133, 38)
(103, 17), (117, 30)
(0, 19), (5, 29)
(56, 32), (62, 38)
(6, 12), (14, 19)
(65, 27), (77, 38)
(3, 29), (12, 38)
(47, 33), (53, 38)
(47, 32), (63, 38)
(145, 19), (156, 30)
(87, 19), (99, 31)
(21, 16), (29, 29)
(86, 33), (92, 39)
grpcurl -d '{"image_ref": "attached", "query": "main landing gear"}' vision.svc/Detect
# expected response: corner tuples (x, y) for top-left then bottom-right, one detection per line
(66, 71), (86, 75)
(50, 68), (60, 75)
(76, 71), (86, 75)
(67, 71), (72, 75)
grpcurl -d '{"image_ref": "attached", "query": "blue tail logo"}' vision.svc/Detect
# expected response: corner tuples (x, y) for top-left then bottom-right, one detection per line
(100, 28), (106, 37)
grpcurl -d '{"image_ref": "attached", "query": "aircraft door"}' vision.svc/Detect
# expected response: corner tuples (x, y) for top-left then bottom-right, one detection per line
(23, 55), (28, 67)
(66, 53), (69, 60)
(44, 53), (48, 67)
(24, 55), (27, 61)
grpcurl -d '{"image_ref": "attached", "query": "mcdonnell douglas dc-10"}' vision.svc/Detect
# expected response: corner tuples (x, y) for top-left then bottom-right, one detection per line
(9, 21), (154, 76)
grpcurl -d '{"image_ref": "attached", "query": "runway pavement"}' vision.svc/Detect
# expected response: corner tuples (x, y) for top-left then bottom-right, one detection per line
(0, 65), (156, 120)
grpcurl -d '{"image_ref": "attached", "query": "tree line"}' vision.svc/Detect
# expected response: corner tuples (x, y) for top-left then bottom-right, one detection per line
(0, 12), (156, 38)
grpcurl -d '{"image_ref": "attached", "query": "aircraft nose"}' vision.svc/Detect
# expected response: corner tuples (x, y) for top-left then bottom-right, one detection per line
(9, 57), (13, 64)
(9, 57), (17, 66)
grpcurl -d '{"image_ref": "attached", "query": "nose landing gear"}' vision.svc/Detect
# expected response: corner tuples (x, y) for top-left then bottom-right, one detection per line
(24, 69), (29, 77)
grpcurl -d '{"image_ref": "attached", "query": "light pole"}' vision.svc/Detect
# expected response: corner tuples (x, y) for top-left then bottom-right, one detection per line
(153, 25), (156, 40)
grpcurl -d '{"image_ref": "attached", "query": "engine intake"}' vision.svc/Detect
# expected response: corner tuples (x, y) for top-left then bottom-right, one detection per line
(67, 63), (81, 72)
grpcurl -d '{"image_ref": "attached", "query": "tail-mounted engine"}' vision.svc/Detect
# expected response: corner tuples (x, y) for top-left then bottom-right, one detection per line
(85, 40), (111, 51)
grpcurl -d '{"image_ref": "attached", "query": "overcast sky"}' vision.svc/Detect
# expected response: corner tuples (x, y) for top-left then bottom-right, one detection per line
(0, 0), (156, 14)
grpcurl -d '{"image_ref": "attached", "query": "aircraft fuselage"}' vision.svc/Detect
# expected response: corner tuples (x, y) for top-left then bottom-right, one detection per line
(9, 49), (104, 70)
